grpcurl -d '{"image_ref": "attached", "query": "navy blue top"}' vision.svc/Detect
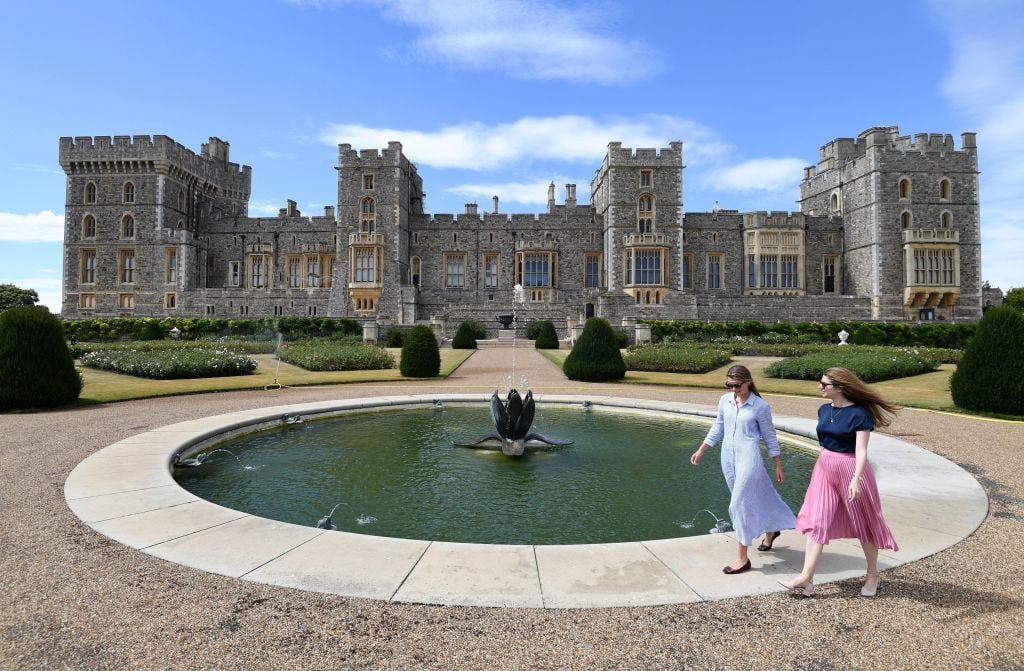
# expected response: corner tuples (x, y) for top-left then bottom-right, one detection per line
(816, 403), (874, 453)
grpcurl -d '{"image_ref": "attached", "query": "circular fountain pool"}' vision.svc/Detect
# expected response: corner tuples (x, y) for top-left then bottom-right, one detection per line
(174, 405), (816, 545)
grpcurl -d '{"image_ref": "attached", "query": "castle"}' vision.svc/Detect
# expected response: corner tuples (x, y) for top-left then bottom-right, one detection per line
(59, 125), (983, 336)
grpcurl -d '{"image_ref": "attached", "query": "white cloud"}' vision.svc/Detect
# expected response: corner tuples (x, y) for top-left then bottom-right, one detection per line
(445, 179), (584, 208)
(701, 158), (807, 194)
(290, 0), (659, 83)
(0, 211), (64, 242)
(933, 0), (1024, 290)
(321, 114), (727, 170)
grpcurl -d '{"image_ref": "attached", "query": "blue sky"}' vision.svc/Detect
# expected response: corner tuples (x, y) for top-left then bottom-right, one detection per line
(1, 0), (1021, 312)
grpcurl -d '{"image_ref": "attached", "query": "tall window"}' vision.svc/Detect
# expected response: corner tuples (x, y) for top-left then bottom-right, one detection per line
(829, 192), (840, 214)
(360, 197), (375, 233)
(682, 253), (693, 289)
(178, 189), (185, 210)
(119, 249), (136, 284)
(306, 256), (320, 287)
(627, 249), (663, 285)
(760, 255), (778, 288)
(898, 178), (911, 200)
(747, 254), (757, 289)
(165, 249), (177, 284)
(707, 254), (722, 289)
(354, 248), (376, 283)
(484, 253), (499, 288)
(522, 253), (550, 287)
(942, 249), (955, 284)
(121, 215), (135, 239)
(913, 249), (956, 285)
(640, 170), (652, 187)
(411, 257), (421, 286)
(80, 250), (96, 284)
(638, 194), (653, 233)
(123, 182), (135, 204)
(288, 256), (301, 287)
(249, 256), (267, 288)
(82, 214), (96, 239)
(941, 211), (952, 228)
(939, 178), (951, 200)
(780, 255), (798, 289)
(362, 174), (374, 190)
(445, 253), (466, 288)
(823, 256), (837, 293)
(229, 261), (240, 287)
(900, 211), (912, 229)
(85, 182), (97, 204)
(584, 253), (601, 288)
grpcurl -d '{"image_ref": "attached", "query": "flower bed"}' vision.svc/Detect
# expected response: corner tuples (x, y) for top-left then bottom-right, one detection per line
(279, 341), (395, 371)
(81, 348), (257, 379)
(624, 343), (732, 374)
(70, 339), (275, 359)
(763, 349), (939, 383)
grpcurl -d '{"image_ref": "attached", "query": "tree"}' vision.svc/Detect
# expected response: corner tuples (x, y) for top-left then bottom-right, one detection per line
(0, 284), (39, 312)
(0, 306), (82, 410)
(534, 320), (559, 349)
(1002, 287), (1024, 312)
(399, 325), (441, 377)
(949, 306), (1024, 415)
(563, 317), (626, 381)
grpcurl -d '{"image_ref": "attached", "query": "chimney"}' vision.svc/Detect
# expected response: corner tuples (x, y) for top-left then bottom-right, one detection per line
(547, 181), (556, 213)
(492, 195), (499, 213)
(286, 199), (299, 217)
(465, 202), (478, 215)
(324, 205), (335, 219)
(565, 184), (577, 208)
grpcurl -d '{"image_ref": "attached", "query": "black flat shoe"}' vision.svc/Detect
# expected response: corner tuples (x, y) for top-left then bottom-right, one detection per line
(757, 531), (781, 551)
(722, 559), (751, 575)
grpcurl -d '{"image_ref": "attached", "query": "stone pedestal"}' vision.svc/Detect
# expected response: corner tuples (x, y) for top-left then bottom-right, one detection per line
(635, 323), (652, 345)
(362, 321), (378, 343)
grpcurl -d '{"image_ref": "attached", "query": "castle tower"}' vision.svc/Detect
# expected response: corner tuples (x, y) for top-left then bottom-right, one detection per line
(799, 126), (981, 321)
(58, 135), (250, 317)
(591, 141), (683, 305)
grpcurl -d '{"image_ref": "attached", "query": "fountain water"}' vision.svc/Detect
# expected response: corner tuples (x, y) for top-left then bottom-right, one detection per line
(172, 448), (241, 468)
(315, 502), (351, 530)
(678, 509), (733, 534)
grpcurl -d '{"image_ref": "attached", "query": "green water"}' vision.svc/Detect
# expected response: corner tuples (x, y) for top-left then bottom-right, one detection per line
(174, 406), (815, 545)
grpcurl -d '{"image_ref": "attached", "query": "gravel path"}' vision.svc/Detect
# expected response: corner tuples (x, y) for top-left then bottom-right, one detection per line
(2, 350), (1022, 670)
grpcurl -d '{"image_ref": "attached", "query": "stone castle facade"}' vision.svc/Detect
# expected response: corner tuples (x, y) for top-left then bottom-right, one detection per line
(59, 125), (983, 336)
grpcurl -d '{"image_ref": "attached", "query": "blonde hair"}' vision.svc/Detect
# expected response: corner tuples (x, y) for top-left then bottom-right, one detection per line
(823, 367), (899, 428)
(726, 364), (761, 397)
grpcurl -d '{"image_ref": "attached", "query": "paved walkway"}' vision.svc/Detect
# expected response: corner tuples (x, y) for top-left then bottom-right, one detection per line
(3, 350), (1023, 669)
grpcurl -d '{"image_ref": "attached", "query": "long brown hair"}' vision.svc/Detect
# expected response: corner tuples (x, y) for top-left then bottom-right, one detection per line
(823, 367), (899, 428)
(726, 364), (761, 397)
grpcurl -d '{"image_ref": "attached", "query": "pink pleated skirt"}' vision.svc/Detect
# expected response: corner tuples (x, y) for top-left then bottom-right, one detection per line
(795, 449), (899, 551)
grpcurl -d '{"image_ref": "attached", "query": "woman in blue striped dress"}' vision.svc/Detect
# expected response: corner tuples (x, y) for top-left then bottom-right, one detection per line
(691, 365), (797, 574)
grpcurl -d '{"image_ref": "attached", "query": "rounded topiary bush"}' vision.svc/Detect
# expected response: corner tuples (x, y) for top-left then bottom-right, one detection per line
(524, 320), (544, 340)
(534, 320), (559, 349)
(0, 306), (82, 410)
(400, 324), (441, 377)
(563, 317), (626, 381)
(950, 306), (1024, 415)
(452, 321), (478, 349)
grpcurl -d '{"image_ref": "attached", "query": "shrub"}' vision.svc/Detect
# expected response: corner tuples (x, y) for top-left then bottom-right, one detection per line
(383, 326), (408, 348)
(69, 339), (275, 358)
(0, 307), (82, 410)
(81, 348), (257, 379)
(534, 320), (559, 349)
(524, 321), (544, 340)
(849, 324), (883, 346)
(279, 342), (395, 371)
(950, 306), (1024, 415)
(563, 318), (626, 381)
(400, 325), (440, 377)
(624, 343), (732, 373)
(462, 320), (487, 341)
(763, 348), (938, 383)
(452, 321), (479, 349)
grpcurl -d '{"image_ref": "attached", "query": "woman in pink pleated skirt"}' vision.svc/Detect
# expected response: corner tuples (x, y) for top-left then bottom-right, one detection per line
(779, 367), (900, 598)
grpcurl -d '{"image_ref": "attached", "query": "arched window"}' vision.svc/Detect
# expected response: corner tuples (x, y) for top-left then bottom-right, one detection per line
(829, 192), (840, 214)
(82, 214), (96, 239)
(85, 182), (97, 204)
(900, 211), (912, 229)
(123, 182), (135, 204)
(941, 211), (952, 228)
(121, 214), (135, 238)
(360, 197), (375, 233)
(178, 189), (185, 210)
(638, 194), (653, 233)
(411, 257), (421, 286)
(898, 178), (911, 200)
(940, 178), (951, 201)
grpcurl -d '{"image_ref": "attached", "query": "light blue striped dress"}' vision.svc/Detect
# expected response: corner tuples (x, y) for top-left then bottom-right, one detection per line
(703, 392), (796, 546)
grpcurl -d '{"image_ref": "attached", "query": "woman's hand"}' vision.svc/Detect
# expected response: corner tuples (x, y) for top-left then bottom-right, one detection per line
(848, 476), (862, 502)
(775, 462), (784, 484)
(690, 445), (706, 465)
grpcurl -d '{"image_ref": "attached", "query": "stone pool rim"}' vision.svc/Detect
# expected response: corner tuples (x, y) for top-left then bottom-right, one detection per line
(64, 393), (989, 609)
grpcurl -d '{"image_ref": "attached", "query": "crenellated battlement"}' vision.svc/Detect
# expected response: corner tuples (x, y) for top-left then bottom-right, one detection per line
(603, 141), (683, 167)
(337, 141), (406, 167)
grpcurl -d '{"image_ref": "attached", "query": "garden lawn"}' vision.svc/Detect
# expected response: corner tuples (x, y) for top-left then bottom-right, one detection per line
(78, 349), (474, 403)
(538, 349), (957, 412)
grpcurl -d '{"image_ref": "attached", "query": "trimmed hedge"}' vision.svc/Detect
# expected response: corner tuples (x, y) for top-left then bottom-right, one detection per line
(563, 318), (626, 381)
(80, 348), (257, 379)
(950, 306), (1024, 415)
(624, 343), (732, 373)
(524, 320), (544, 340)
(0, 307), (82, 410)
(452, 321), (479, 349)
(63, 316), (361, 342)
(400, 325), (440, 377)
(279, 342), (395, 371)
(763, 349), (938, 383)
(534, 320), (559, 349)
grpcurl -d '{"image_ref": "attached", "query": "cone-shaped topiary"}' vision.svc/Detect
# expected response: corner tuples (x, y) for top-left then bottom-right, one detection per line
(0, 306), (82, 410)
(534, 320), (559, 349)
(950, 306), (1024, 415)
(400, 324), (441, 377)
(563, 317), (626, 381)
(451, 321), (479, 349)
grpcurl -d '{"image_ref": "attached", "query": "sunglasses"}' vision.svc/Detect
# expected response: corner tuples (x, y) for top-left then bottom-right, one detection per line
(819, 381), (835, 387)
(725, 382), (746, 389)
